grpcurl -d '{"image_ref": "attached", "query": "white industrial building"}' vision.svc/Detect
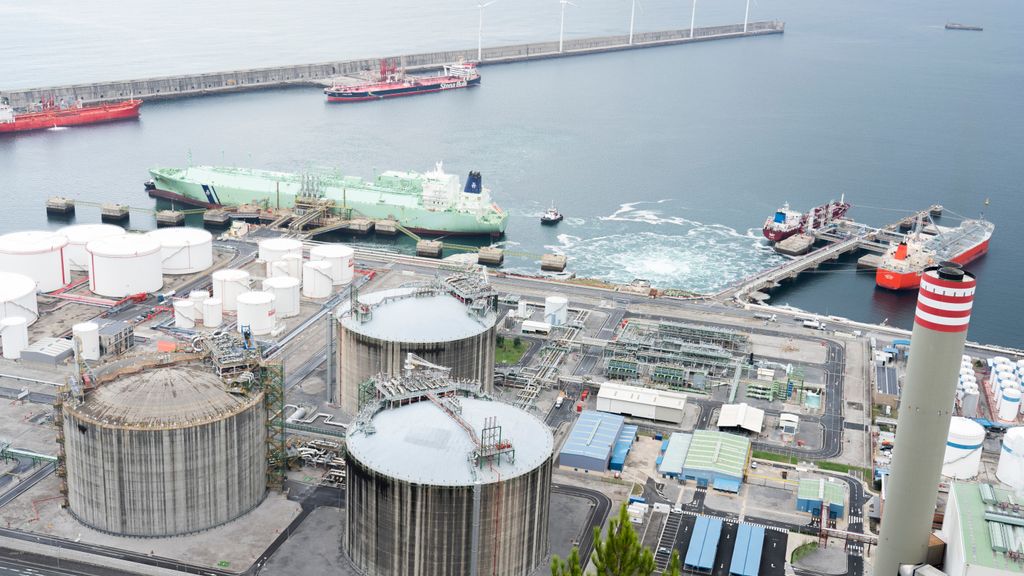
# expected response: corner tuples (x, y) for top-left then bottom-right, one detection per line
(595, 381), (687, 423)
(943, 482), (1024, 576)
(717, 403), (765, 434)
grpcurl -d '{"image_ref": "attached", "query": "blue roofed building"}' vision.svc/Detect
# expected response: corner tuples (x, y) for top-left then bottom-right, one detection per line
(558, 411), (625, 472)
(797, 478), (846, 519)
(681, 430), (751, 492)
(610, 424), (638, 471)
(685, 516), (723, 572)
(658, 432), (692, 478)
(729, 523), (765, 576)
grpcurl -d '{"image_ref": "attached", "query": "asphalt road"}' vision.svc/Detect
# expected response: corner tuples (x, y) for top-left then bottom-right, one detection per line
(0, 549), (147, 576)
(550, 483), (612, 569)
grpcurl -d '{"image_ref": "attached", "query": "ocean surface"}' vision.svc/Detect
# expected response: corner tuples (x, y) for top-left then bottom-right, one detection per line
(1, 0), (1022, 348)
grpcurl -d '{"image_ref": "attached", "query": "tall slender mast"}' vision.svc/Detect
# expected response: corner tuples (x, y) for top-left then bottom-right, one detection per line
(690, 0), (698, 38)
(744, 0), (750, 33)
(629, 0), (637, 45)
(559, 1), (567, 53)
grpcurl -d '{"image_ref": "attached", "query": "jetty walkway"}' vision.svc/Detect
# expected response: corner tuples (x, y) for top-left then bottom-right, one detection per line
(1, 21), (783, 108)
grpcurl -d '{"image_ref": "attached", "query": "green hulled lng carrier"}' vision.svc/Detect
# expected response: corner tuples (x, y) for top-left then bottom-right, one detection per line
(145, 162), (508, 237)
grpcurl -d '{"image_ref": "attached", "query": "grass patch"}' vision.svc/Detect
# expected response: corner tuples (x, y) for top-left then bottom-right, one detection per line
(791, 542), (819, 563)
(495, 337), (527, 365)
(752, 450), (798, 465)
(816, 461), (872, 478)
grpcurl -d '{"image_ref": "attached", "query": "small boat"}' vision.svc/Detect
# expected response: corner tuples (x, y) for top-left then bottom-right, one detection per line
(541, 205), (563, 225)
(945, 23), (983, 31)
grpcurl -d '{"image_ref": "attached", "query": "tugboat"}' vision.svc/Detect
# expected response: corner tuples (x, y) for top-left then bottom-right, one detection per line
(541, 205), (563, 225)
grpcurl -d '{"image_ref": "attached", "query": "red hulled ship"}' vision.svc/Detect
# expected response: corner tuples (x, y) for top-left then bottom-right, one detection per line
(324, 60), (480, 103)
(0, 98), (142, 134)
(762, 196), (851, 242)
(876, 218), (993, 290)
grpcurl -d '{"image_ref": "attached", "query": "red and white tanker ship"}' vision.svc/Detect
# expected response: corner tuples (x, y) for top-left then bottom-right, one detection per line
(0, 97), (142, 134)
(876, 218), (994, 290)
(762, 196), (851, 242)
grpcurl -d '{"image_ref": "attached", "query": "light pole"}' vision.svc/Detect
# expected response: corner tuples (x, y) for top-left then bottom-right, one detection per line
(559, 0), (577, 53)
(744, 0), (751, 33)
(629, 0), (637, 45)
(477, 0), (499, 62)
(689, 0), (697, 38)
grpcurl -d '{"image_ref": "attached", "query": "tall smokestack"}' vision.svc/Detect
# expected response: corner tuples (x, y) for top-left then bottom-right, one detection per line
(876, 265), (977, 574)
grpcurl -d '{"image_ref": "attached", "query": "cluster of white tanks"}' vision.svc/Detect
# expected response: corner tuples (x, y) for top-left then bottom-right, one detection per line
(0, 226), (216, 299)
(988, 356), (1024, 422)
(942, 416), (985, 479)
(173, 289), (223, 330)
(256, 238), (353, 302)
(957, 354), (981, 418)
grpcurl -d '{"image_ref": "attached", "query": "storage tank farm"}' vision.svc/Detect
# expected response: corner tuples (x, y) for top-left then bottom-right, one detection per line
(876, 265), (979, 575)
(345, 368), (552, 576)
(58, 363), (268, 537)
(336, 275), (498, 414)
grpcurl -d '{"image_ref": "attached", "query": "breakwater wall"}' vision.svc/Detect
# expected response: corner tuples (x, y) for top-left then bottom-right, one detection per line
(1, 21), (783, 108)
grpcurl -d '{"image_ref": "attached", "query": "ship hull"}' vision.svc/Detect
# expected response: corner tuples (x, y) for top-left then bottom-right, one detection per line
(763, 201), (851, 242)
(148, 169), (507, 237)
(875, 238), (990, 290)
(0, 100), (142, 134)
(325, 76), (480, 102)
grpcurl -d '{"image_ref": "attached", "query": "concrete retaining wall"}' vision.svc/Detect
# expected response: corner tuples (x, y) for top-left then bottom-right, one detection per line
(1, 21), (783, 108)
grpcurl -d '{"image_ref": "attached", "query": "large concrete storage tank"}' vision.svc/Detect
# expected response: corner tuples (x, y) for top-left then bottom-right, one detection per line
(942, 417), (985, 479)
(212, 269), (251, 311)
(345, 396), (552, 576)
(997, 427), (1024, 491)
(61, 366), (267, 536)
(87, 234), (163, 297)
(337, 287), (497, 414)
(145, 227), (213, 274)
(0, 230), (70, 292)
(58, 224), (125, 272)
(310, 244), (354, 285)
(0, 272), (39, 325)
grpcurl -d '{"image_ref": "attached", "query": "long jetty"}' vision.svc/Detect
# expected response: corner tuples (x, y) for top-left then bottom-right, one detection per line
(1, 21), (783, 108)
(717, 207), (935, 304)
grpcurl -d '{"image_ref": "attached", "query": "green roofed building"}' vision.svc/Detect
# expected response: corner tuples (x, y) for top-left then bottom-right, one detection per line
(681, 430), (750, 492)
(796, 478), (846, 518)
(943, 481), (1024, 576)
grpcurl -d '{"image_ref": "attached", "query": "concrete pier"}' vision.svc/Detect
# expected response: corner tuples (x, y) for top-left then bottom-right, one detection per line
(0, 22), (783, 108)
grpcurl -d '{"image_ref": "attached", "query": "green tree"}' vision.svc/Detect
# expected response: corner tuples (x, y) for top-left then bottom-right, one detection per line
(592, 504), (655, 576)
(552, 504), (674, 576)
(551, 547), (583, 576)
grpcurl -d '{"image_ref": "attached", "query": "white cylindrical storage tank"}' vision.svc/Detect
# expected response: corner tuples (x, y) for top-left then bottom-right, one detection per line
(269, 260), (290, 278)
(262, 277), (300, 318)
(998, 427), (1024, 491)
(310, 244), (355, 286)
(145, 228), (213, 275)
(283, 253), (303, 279)
(302, 261), (332, 298)
(516, 300), (528, 318)
(544, 295), (568, 326)
(211, 269), (251, 312)
(1000, 388), (1022, 422)
(258, 238), (302, 268)
(202, 298), (223, 328)
(189, 290), (209, 304)
(0, 231), (70, 292)
(72, 322), (101, 361)
(942, 417), (985, 479)
(962, 387), (980, 418)
(58, 224), (125, 272)
(236, 291), (276, 336)
(1, 317), (29, 360)
(87, 235), (163, 298)
(173, 300), (197, 329)
(993, 357), (1012, 367)
(0, 272), (39, 326)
